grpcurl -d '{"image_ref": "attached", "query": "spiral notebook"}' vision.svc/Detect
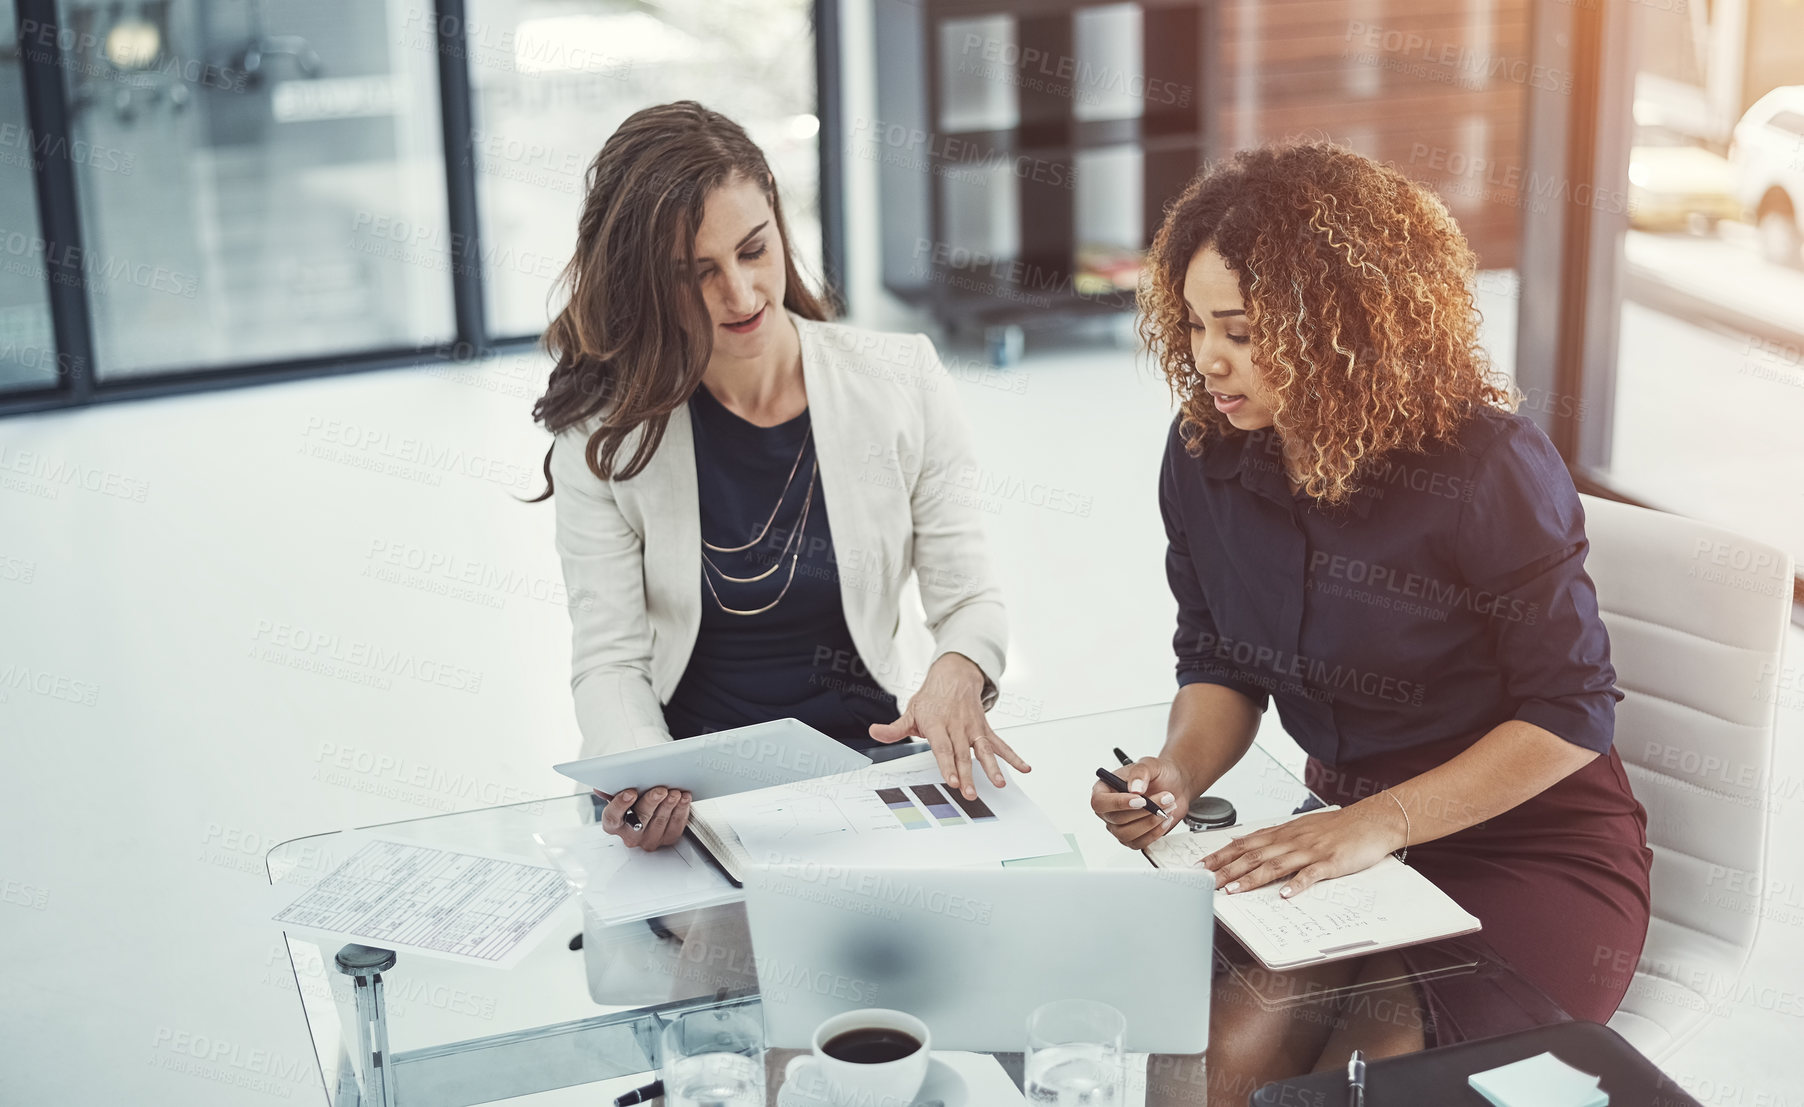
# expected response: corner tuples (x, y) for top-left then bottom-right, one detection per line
(1144, 812), (1481, 970)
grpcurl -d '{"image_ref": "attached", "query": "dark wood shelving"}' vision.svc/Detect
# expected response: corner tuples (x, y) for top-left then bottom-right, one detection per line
(924, 0), (1203, 18)
(937, 115), (1203, 161)
(873, 0), (1211, 354)
(874, 0), (1534, 360)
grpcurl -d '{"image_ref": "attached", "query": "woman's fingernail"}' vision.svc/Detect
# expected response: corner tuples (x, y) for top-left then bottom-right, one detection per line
(1128, 797), (1145, 808)
(1158, 794), (1174, 806)
(1225, 881), (1239, 893)
(1130, 779), (1145, 792)
(1280, 886), (1292, 897)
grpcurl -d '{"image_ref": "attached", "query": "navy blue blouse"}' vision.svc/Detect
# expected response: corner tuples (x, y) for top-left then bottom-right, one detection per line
(1161, 408), (1621, 764)
(662, 384), (899, 749)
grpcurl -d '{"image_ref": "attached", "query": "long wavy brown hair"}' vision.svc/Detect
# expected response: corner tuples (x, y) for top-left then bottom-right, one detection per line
(529, 101), (831, 497)
(1139, 140), (1515, 504)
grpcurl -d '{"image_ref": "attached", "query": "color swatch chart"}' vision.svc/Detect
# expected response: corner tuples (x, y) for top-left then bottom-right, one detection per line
(711, 753), (1071, 868)
(877, 784), (996, 829)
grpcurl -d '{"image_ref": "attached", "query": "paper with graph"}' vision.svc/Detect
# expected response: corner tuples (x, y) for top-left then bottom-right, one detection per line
(694, 752), (1068, 876)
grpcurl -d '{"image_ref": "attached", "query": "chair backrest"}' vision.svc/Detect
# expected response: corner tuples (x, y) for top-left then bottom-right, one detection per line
(1579, 495), (1793, 1059)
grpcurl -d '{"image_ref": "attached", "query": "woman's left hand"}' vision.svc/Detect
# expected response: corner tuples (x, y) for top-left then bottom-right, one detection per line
(1199, 799), (1406, 898)
(869, 653), (1030, 800)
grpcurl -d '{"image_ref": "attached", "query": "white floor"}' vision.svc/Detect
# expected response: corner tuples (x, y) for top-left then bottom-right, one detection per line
(1, 330), (1800, 1105)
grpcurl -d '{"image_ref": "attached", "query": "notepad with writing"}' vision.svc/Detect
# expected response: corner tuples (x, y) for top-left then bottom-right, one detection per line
(1143, 813), (1481, 970)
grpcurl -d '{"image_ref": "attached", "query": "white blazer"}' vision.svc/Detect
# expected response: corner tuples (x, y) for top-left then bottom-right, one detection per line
(550, 314), (1008, 759)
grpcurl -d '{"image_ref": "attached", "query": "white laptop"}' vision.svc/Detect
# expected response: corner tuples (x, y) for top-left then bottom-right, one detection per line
(743, 866), (1215, 1054)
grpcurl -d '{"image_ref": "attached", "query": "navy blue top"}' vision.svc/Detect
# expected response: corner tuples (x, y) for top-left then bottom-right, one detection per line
(1161, 408), (1621, 764)
(662, 384), (899, 749)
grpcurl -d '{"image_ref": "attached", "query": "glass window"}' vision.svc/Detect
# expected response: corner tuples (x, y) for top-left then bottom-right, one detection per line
(459, 0), (822, 339)
(55, 0), (456, 379)
(0, 0), (63, 394)
(1601, 0), (1804, 559)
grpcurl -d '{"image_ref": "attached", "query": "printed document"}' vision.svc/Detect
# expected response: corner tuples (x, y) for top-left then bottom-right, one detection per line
(273, 839), (571, 968)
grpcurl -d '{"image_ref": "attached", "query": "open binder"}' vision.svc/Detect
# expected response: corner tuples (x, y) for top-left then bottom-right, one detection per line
(546, 720), (1068, 924)
(553, 719), (874, 890)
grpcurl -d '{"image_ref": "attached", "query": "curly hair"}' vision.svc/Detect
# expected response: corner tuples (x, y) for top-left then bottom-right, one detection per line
(1139, 141), (1515, 504)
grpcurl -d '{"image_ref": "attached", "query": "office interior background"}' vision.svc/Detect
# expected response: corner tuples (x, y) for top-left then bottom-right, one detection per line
(1, 0), (1801, 1103)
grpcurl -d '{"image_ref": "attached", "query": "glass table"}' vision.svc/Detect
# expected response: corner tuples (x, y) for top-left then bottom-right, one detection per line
(265, 702), (1564, 1106)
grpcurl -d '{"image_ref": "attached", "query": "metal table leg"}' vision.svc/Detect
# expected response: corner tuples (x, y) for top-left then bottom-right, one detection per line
(325, 942), (758, 1106)
(335, 944), (398, 1107)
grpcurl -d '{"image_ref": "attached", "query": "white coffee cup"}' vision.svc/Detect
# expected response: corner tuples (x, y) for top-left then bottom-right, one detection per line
(784, 1008), (930, 1107)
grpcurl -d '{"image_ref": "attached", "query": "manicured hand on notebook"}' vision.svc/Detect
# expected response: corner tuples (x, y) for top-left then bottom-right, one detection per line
(1199, 802), (1405, 897)
(595, 785), (693, 852)
(1090, 756), (1194, 850)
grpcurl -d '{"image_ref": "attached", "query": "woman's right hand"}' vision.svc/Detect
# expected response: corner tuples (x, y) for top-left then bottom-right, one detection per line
(596, 786), (692, 851)
(1090, 756), (1196, 850)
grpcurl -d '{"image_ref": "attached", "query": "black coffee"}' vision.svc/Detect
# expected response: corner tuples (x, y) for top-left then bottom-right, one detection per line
(821, 1028), (922, 1065)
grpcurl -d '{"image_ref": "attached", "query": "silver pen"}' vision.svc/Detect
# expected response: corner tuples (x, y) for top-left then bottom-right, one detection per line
(1347, 1048), (1366, 1107)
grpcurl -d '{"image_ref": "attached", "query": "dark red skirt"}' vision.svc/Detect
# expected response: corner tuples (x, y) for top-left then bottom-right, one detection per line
(1305, 733), (1653, 1046)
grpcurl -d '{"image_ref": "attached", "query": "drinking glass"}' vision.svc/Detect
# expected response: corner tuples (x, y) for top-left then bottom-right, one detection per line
(1025, 999), (1126, 1107)
(660, 1006), (766, 1107)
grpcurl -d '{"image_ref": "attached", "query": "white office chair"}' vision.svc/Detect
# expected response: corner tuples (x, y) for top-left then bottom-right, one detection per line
(1580, 494), (1794, 1061)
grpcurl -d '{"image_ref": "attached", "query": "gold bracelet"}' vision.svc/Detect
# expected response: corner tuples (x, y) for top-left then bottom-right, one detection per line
(1381, 789), (1410, 864)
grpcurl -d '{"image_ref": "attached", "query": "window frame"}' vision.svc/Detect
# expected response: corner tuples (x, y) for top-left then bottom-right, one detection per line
(1519, 0), (1801, 607)
(0, 0), (841, 414)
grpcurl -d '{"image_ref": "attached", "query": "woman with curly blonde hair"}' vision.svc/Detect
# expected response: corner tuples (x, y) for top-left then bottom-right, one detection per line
(1091, 142), (1651, 1096)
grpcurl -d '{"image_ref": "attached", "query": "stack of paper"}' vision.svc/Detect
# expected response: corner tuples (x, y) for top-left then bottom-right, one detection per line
(1468, 1053), (1609, 1107)
(271, 838), (573, 968)
(537, 752), (1071, 922)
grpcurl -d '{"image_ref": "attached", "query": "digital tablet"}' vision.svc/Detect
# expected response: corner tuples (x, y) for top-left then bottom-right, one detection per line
(552, 718), (872, 801)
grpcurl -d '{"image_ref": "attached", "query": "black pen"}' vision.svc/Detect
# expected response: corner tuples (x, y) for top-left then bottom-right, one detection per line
(1112, 747), (1132, 767)
(601, 791), (645, 831)
(1346, 1048), (1365, 1107)
(615, 1078), (663, 1106)
(1096, 767), (1175, 822)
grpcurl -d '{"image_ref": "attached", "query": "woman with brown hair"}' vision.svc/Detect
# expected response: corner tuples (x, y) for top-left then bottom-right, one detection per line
(1090, 142), (1651, 1099)
(534, 101), (1027, 860)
